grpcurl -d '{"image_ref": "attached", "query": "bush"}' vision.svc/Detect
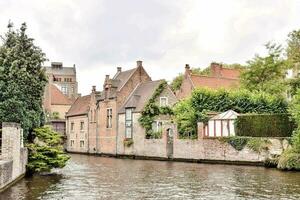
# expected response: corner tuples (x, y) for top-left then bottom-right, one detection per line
(218, 137), (249, 151)
(174, 88), (288, 137)
(235, 114), (294, 137)
(278, 149), (300, 170)
(246, 138), (271, 152)
(26, 126), (70, 174)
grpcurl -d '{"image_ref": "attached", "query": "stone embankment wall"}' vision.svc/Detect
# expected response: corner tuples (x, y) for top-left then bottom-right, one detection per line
(117, 123), (289, 164)
(0, 122), (28, 192)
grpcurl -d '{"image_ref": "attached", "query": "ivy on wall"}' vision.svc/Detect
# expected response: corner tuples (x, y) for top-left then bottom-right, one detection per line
(139, 80), (173, 138)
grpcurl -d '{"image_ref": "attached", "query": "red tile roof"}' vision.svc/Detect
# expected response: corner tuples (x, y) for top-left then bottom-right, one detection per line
(190, 75), (239, 90)
(66, 95), (91, 117)
(217, 68), (240, 79)
(50, 84), (73, 105)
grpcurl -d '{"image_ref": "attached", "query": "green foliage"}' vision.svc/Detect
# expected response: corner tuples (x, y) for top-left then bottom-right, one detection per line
(174, 88), (288, 137)
(287, 78), (300, 97)
(277, 89), (300, 170)
(26, 126), (70, 174)
(123, 138), (134, 147)
(52, 112), (60, 120)
(139, 80), (173, 138)
(278, 149), (300, 170)
(0, 22), (47, 137)
(235, 114), (294, 137)
(246, 138), (271, 153)
(219, 137), (249, 151)
(173, 99), (197, 138)
(170, 73), (183, 91)
(287, 29), (300, 64)
(241, 42), (288, 95)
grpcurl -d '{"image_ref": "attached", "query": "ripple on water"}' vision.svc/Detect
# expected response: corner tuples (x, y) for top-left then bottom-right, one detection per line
(1, 154), (300, 200)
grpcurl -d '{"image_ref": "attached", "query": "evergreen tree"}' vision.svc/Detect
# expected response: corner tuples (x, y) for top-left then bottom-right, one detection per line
(0, 22), (47, 137)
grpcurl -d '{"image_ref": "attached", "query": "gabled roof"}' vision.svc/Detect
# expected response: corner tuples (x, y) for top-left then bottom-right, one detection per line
(119, 80), (163, 113)
(113, 68), (136, 91)
(99, 66), (149, 100)
(66, 95), (91, 117)
(190, 75), (239, 90)
(211, 110), (239, 120)
(50, 84), (73, 105)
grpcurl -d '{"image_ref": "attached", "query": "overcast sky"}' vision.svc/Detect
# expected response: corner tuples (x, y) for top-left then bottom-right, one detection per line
(1, 0), (300, 95)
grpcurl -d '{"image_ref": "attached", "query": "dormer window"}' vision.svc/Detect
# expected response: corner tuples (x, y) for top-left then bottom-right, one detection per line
(160, 97), (168, 107)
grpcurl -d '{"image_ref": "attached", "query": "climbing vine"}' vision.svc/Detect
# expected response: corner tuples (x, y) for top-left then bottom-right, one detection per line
(139, 80), (173, 138)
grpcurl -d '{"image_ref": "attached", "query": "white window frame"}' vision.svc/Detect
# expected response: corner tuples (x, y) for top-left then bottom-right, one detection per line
(125, 108), (133, 139)
(160, 97), (168, 107)
(61, 85), (68, 95)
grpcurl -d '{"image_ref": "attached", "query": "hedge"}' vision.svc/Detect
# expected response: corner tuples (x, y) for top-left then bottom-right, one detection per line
(235, 114), (294, 137)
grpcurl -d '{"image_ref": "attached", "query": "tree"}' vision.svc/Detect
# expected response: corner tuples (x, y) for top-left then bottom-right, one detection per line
(277, 89), (300, 170)
(241, 42), (287, 95)
(0, 22), (47, 137)
(26, 126), (70, 174)
(287, 29), (300, 65)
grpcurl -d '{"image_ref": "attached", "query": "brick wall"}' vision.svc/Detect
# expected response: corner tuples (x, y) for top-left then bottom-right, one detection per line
(66, 115), (89, 153)
(0, 122), (27, 191)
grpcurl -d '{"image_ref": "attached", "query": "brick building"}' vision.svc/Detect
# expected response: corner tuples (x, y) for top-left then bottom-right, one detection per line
(43, 62), (79, 134)
(176, 63), (240, 99)
(97, 61), (151, 155)
(65, 86), (99, 153)
(117, 80), (178, 158)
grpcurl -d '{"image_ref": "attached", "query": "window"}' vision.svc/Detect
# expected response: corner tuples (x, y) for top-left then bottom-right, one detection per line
(61, 85), (68, 95)
(80, 140), (84, 148)
(71, 122), (74, 131)
(152, 121), (163, 133)
(70, 140), (74, 147)
(106, 108), (112, 128)
(160, 97), (168, 107)
(125, 108), (133, 138)
(80, 122), (84, 130)
(64, 78), (72, 82)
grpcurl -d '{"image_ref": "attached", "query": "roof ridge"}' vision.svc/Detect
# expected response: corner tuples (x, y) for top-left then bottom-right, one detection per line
(190, 74), (239, 80)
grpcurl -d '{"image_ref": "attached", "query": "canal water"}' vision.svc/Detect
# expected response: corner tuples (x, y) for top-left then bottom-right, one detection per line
(1, 154), (300, 200)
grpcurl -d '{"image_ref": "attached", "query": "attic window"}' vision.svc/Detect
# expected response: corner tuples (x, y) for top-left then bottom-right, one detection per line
(160, 97), (168, 107)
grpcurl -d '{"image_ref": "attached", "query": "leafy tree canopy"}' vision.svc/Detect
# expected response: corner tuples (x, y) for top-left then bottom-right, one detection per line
(241, 42), (288, 95)
(0, 22), (47, 137)
(287, 29), (300, 65)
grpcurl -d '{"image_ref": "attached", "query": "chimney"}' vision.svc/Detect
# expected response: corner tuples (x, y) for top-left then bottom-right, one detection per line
(210, 62), (222, 77)
(105, 75), (110, 81)
(137, 60), (143, 67)
(185, 64), (191, 77)
(92, 85), (96, 93)
(117, 67), (122, 72)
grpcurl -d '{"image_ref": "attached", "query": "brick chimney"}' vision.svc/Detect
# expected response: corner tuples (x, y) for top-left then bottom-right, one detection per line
(185, 64), (192, 78)
(92, 85), (96, 93)
(210, 62), (222, 77)
(137, 60), (143, 67)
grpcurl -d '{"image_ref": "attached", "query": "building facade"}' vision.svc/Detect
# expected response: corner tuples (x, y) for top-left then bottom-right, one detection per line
(176, 63), (240, 99)
(43, 62), (79, 135)
(97, 61), (151, 155)
(65, 86), (99, 153)
(117, 80), (178, 158)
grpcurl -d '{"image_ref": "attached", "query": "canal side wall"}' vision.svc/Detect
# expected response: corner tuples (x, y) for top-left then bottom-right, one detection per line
(0, 122), (28, 192)
(116, 119), (289, 164)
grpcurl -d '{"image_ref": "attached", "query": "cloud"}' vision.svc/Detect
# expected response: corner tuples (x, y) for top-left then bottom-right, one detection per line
(0, 0), (300, 94)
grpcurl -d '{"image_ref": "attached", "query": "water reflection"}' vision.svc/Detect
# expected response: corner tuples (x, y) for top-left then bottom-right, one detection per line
(1, 154), (300, 200)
